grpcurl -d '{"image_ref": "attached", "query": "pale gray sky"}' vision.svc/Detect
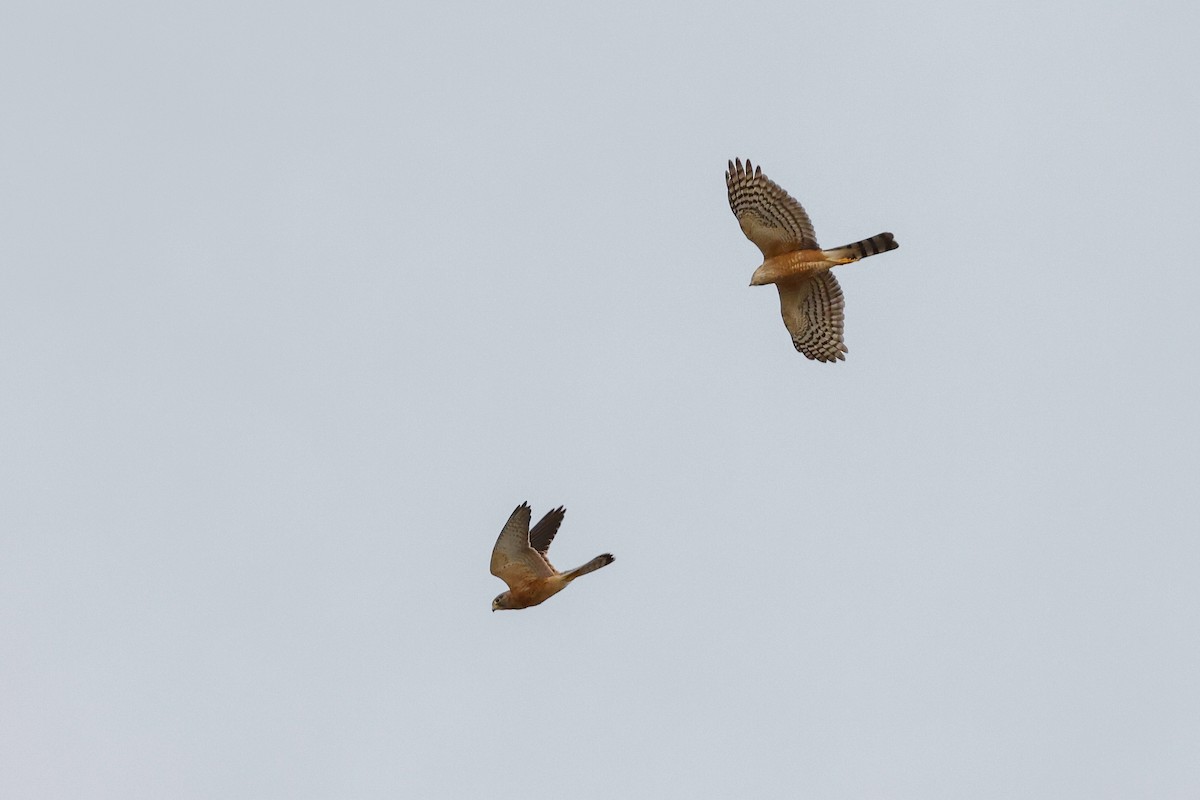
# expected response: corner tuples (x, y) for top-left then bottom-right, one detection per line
(3, 1), (1199, 798)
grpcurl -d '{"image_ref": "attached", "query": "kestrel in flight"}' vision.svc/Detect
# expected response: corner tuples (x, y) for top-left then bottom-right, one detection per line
(725, 158), (899, 362)
(490, 502), (614, 611)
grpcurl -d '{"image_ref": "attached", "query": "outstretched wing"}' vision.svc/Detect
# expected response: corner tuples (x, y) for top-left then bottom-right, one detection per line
(490, 503), (556, 589)
(528, 506), (565, 556)
(726, 158), (819, 258)
(777, 272), (848, 362)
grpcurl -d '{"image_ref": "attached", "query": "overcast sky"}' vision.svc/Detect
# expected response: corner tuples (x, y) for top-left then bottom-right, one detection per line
(3, 1), (1199, 798)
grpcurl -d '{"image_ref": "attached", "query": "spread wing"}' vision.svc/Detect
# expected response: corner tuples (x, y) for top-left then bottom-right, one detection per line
(777, 272), (848, 362)
(490, 503), (556, 588)
(528, 506), (565, 556)
(726, 158), (819, 258)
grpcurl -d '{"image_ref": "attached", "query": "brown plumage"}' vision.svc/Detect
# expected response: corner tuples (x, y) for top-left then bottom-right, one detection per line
(726, 158), (899, 362)
(490, 503), (614, 611)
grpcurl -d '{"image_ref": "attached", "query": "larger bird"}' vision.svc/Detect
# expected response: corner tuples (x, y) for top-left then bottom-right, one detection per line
(490, 502), (614, 611)
(726, 158), (899, 362)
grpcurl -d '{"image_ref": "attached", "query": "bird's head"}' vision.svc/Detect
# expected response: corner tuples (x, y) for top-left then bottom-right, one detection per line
(749, 264), (773, 286)
(492, 593), (512, 612)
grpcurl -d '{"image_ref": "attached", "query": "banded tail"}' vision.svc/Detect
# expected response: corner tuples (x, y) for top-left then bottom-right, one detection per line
(563, 553), (615, 582)
(823, 232), (898, 263)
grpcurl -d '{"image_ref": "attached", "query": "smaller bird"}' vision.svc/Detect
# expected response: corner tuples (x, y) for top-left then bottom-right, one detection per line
(490, 502), (614, 611)
(726, 157), (899, 362)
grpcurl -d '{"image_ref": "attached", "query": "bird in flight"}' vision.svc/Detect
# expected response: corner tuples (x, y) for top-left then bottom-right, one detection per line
(490, 502), (614, 611)
(725, 158), (899, 362)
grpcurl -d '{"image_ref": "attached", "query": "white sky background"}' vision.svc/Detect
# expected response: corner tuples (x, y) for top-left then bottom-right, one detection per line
(2, 1), (1199, 797)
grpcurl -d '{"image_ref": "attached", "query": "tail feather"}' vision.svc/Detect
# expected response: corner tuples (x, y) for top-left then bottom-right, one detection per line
(823, 232), (898, 263)
(563, 553), (615, 582)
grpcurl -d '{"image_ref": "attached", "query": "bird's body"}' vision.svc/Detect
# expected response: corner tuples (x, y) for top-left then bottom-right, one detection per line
(726, 158), (899, 362)
(490, 503), (614, 611)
